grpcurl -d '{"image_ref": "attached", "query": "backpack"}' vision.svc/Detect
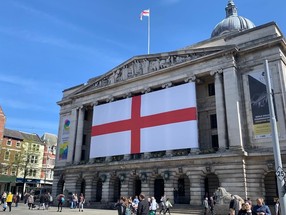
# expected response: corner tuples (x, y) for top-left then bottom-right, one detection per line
(61, 197), (65, 203)
(49, 195), (53, 202)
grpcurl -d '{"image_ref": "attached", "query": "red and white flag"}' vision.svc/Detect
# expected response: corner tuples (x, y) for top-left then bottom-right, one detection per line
(90, 83), (198, 158)
(140, 9), (150, 20)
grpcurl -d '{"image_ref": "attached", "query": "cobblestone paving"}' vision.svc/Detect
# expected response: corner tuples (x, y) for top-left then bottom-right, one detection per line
(0, 204), (192, 215)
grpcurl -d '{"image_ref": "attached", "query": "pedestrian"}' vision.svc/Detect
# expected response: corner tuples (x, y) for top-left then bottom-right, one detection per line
(275, 199), (280, 215)
(149, 196), (157, 215)
(57, 194), (65, 212)
(252, 198), (271, 215)
(203, 197), (209, 215)
(209, 196), (215, 215)
(238, 202), (252, 215)
(78, 193), (85, 212)
(6, 192), (13, 212)
(46, 192), (53, 209)
(164, 198), (173, 215)
(38, 193), (46, 210)
(159, 195), (166, 214)
(115, 196), (126, 215)
(27, 194), (34, 210)
(1, 192), (7, 204)
(137, 193), (149, 215)
(14, 192), (20, 207)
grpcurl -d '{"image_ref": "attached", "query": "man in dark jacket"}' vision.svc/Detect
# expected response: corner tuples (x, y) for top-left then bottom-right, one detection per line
(137, 193), (149, 215)
(115, 196), (126, 215)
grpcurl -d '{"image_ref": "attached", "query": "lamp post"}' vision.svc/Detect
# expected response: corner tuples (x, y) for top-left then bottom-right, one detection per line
(264, 60), (286, 213)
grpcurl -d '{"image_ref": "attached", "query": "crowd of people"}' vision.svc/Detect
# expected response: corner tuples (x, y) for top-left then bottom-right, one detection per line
(203, 193), (280, 215)
(115, 194), (173, 215)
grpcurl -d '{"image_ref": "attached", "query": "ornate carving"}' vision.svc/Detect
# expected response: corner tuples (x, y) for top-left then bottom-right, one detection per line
(90, 52), (213, 91)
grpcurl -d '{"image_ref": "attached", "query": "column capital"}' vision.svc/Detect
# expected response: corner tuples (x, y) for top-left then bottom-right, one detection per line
(141, 87), (151, 94)
(162, 82), (172, 89)
(210, 69), (223, 76)
(184, 75), (197, 83)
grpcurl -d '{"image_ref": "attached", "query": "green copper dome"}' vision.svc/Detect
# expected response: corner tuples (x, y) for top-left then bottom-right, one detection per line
(211, 0), (255, 38)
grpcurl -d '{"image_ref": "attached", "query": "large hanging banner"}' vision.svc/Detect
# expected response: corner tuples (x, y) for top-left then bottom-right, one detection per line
(59, 117), (70, 160)
(90, 83), (198, 158)
(248, 71), (273, 139)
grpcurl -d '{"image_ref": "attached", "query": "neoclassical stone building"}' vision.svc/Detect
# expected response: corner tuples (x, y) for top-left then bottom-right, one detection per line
(53, 1), (286, 207)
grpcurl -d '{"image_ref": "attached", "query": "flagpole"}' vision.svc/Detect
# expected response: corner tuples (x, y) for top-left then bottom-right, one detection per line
(147, 9), (150, 54)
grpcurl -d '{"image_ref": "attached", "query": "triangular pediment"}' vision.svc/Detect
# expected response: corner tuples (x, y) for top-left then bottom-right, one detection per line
(67, 45), (236, 98)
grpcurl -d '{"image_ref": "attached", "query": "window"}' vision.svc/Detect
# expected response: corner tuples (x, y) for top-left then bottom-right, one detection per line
(30, 155), (38, 164)
(36, 145), (40, 151)
(6, 139), (12, 146)
(212, 135), (219, 151)
(4, 151), (10, 160)
(16, 141), (21, 148)
(11, 167), (17, 176)
(2, 168), (8, 175)
(210, 114), (217, 129)
(14, 153), (20, 162)
(208, 83), (215, 96)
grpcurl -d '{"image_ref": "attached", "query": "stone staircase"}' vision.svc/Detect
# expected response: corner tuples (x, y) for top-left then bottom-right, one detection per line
(170, 204), (203, 215)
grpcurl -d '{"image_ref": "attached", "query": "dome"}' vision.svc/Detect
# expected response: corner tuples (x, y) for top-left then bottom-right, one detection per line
(211, 0), (255, 38)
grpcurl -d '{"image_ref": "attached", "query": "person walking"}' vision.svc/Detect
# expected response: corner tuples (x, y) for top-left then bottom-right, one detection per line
(78, 193), (85, 212)
(137, 193), (149, 215)
(27, 194), (34, 210)
(5, 192), (13, 212)
(115, 196), (126, 215)
(164, 198), (173, 215)
(57, 194), (65, 212)
(149, 197), (157, 215)
(159, 195), (166, 214)
(203, 197), (209, 215)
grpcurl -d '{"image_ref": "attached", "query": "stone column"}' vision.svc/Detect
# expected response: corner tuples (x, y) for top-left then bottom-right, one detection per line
(188, 173), (203, 206)
(211, 70), (227, 150)
(223, 66), (243, 150)
(84, 175), (94, 203)
(74, 106), (85, 163)
(67, 108), (78, 163)
(101, 175), (110, 202)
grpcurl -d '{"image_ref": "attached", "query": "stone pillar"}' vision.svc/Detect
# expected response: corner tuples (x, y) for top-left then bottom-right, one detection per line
(164, 173), (174, 203)
(67, 108), (78, 163)
(101, 175), (110, 202)
(84, 175), (94, 203)
(188, 173), (203, 206)
(211, 70), (227, 150)
(223, 67), (243, 150)
(74, 106), (85, 163)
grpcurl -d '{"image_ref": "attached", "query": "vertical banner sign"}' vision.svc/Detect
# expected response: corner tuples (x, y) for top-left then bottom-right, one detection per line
(59, 117), (70, 160)
(90, 83), (198, 158)
(248, 71), (275, 139)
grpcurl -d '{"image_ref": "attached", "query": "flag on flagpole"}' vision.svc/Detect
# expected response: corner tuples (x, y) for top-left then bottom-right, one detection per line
(140, 9), (150, 20)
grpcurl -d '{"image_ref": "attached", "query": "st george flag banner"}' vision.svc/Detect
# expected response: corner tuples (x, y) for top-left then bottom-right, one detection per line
(140, 9), (150, 20)
(90, 83), (198, 158)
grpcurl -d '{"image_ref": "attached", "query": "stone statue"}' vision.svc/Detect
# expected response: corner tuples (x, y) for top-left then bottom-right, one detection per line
(214, 187), (244, 205)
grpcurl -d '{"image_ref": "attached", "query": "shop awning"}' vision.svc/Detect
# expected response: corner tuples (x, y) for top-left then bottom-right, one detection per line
(0, 176), (17, 183)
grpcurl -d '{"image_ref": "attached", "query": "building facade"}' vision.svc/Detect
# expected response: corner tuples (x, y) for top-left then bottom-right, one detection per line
(53, 1), (286, 207)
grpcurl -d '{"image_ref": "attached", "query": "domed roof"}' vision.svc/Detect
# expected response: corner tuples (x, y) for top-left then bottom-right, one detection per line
(211, 0), (255, 38)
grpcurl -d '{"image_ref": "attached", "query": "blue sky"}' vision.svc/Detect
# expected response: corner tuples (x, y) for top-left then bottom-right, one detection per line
(0, 0), (285, 137)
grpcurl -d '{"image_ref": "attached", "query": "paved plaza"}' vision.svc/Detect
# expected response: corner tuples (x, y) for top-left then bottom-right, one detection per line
(0, 204), (192, 215)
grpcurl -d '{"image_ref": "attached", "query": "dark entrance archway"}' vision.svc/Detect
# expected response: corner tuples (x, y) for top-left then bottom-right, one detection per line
(177, 175), (190, 204)
(56, 179), (65, 195)
(76, 178), (86, 196)
(204, 173), (219, 198)
(96, 178), (103, 202)
(113, 178), (121, 202)
(154, 178), (164, 203)
(133, 178), (141, 197)
(265, 171), (278, 205)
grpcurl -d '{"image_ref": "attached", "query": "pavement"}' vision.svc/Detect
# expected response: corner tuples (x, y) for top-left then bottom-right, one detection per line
(0, 203), (192, 215)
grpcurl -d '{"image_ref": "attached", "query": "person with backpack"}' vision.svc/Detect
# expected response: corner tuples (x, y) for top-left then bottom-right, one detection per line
(57, 194), (65, 212)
